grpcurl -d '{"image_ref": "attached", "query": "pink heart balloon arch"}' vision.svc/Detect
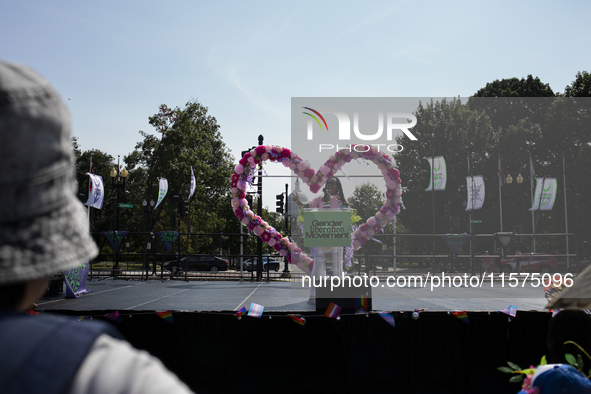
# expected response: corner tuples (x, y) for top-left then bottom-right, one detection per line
(230, 145), (403, 275)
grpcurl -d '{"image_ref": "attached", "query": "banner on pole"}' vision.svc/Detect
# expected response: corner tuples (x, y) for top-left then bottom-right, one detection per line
(425, 156), (447, 191)
(465, 176), (485, 211)
(154, 178), (168, 209)
(530, 178), (557, 211)
(84, 173), (104, 209)
(189, 166), (196, 200)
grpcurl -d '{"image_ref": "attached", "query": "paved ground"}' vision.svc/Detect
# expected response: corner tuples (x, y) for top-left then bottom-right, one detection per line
(37, 272), (552, 313)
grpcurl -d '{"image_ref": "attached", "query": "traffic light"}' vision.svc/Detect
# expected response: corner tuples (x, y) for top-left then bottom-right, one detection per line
(276, 193), (284, 214)
(179, 201), (189, 217)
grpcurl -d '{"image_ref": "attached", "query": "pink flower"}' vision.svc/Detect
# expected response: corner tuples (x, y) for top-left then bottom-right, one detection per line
(279, 249), (288, 257)
(261, 231), (271, 242)
(310, 183), (320, 194)
(281, 149), (291, 158)
(269, 239), (276, 247)
(234, 209), (244, 219)
(241, 216), (250, 225)
(255, 146), (266, 156)
(234, 164), (244, 174)
(304, 168), (315, 179)
(353, 239), (362, 250)
(238, 191), (246, 199)
(367, 217), (377, 227)
(273, 243), (282, 251)
(319, 165), (330, 176)
(297, 162), (307, 172)
(239, 157), (248, 166)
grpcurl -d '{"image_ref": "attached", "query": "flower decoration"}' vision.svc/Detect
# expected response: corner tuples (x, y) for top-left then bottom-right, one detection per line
(230, 144), (403, 275)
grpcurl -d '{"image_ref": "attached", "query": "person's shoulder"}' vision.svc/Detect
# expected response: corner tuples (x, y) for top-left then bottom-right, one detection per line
(70, 334), (194, 394)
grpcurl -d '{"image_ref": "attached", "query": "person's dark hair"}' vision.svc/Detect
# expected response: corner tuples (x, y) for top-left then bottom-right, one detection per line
(547, 310), (591, 366)
(322, 177), (348, 207)
(0, 282), (27, 309)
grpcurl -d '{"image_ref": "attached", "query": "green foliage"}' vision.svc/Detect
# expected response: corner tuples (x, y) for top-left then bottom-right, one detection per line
(564, 71), (591, 97)
(349, 183), (384, 223)
(124, 100), (234, 255)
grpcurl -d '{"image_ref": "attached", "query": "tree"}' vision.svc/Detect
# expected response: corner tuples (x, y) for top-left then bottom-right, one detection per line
(395, 98), (495, 237)
(564, 71), (591, 97)
(469, 75), (555, 132)
(125, 100), (235, 255)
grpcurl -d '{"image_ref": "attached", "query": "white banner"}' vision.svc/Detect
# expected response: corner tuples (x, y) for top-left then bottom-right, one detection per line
(465, 176), (485, 211)
(84, 173), (104, 209)
(425, 156), (447, 191)
(154, 178), (168, 209)
(530, 178), (557, 211)
(189, 166), (196, 200)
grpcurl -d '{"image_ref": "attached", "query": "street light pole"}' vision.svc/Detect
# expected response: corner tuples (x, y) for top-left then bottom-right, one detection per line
(110, 156), (128, 276)
(257, 134), (264, 282)
(283, 183), (290, 274)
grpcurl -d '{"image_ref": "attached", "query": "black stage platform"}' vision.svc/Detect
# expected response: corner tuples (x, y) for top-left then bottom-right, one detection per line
(35, 279), (552, 393)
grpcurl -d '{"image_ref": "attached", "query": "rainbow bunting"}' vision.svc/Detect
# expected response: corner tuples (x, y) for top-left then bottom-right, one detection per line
(414, 308), (425, 312)
(355, 296), (369, 312)
(378, 311), (396, 328)
(452, 311), (469, 324)
(105, 311), (123, 323)
(355, 307), (368, 315)
(248, 303), (264, 318)
(551, 309), (561, 317)
(157, 310), (174, 323)
(236, 307), (247, 317)
(288, 314), (306, 326)
(499, 305), (517, 317)
(76, 316), (90, 321)
(324, 302), (342, 319)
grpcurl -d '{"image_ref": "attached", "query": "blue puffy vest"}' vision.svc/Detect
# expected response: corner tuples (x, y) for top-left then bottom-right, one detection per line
(0, 311), (122, 394)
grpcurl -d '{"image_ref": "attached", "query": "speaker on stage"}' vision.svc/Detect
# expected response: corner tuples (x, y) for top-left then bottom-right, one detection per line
(316, 282), (372, 313)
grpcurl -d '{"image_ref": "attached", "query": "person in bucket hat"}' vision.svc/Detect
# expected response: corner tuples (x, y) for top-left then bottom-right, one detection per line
(529, 364), (591, 393)
(0, 61), (193, 394)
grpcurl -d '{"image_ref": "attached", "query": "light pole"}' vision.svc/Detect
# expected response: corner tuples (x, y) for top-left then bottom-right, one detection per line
(110, 156), (128, 275)
(505, 173), (524, 251)
(142, 199), (155, 279)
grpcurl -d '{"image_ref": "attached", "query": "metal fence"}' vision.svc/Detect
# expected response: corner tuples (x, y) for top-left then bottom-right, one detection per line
(86, 230), (586, 281)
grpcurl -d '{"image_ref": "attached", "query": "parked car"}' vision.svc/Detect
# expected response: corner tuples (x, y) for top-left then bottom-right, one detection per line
(162, 255), (228, 274)
(498, 253), (557, 274)
(241, 256), (281, 272)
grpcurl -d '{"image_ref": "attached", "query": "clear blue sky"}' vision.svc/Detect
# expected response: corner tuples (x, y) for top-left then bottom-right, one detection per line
(3, 0), (589, 206)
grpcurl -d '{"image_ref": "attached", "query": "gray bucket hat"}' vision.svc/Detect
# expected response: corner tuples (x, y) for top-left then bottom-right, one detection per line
(0, 61), (98, 285)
